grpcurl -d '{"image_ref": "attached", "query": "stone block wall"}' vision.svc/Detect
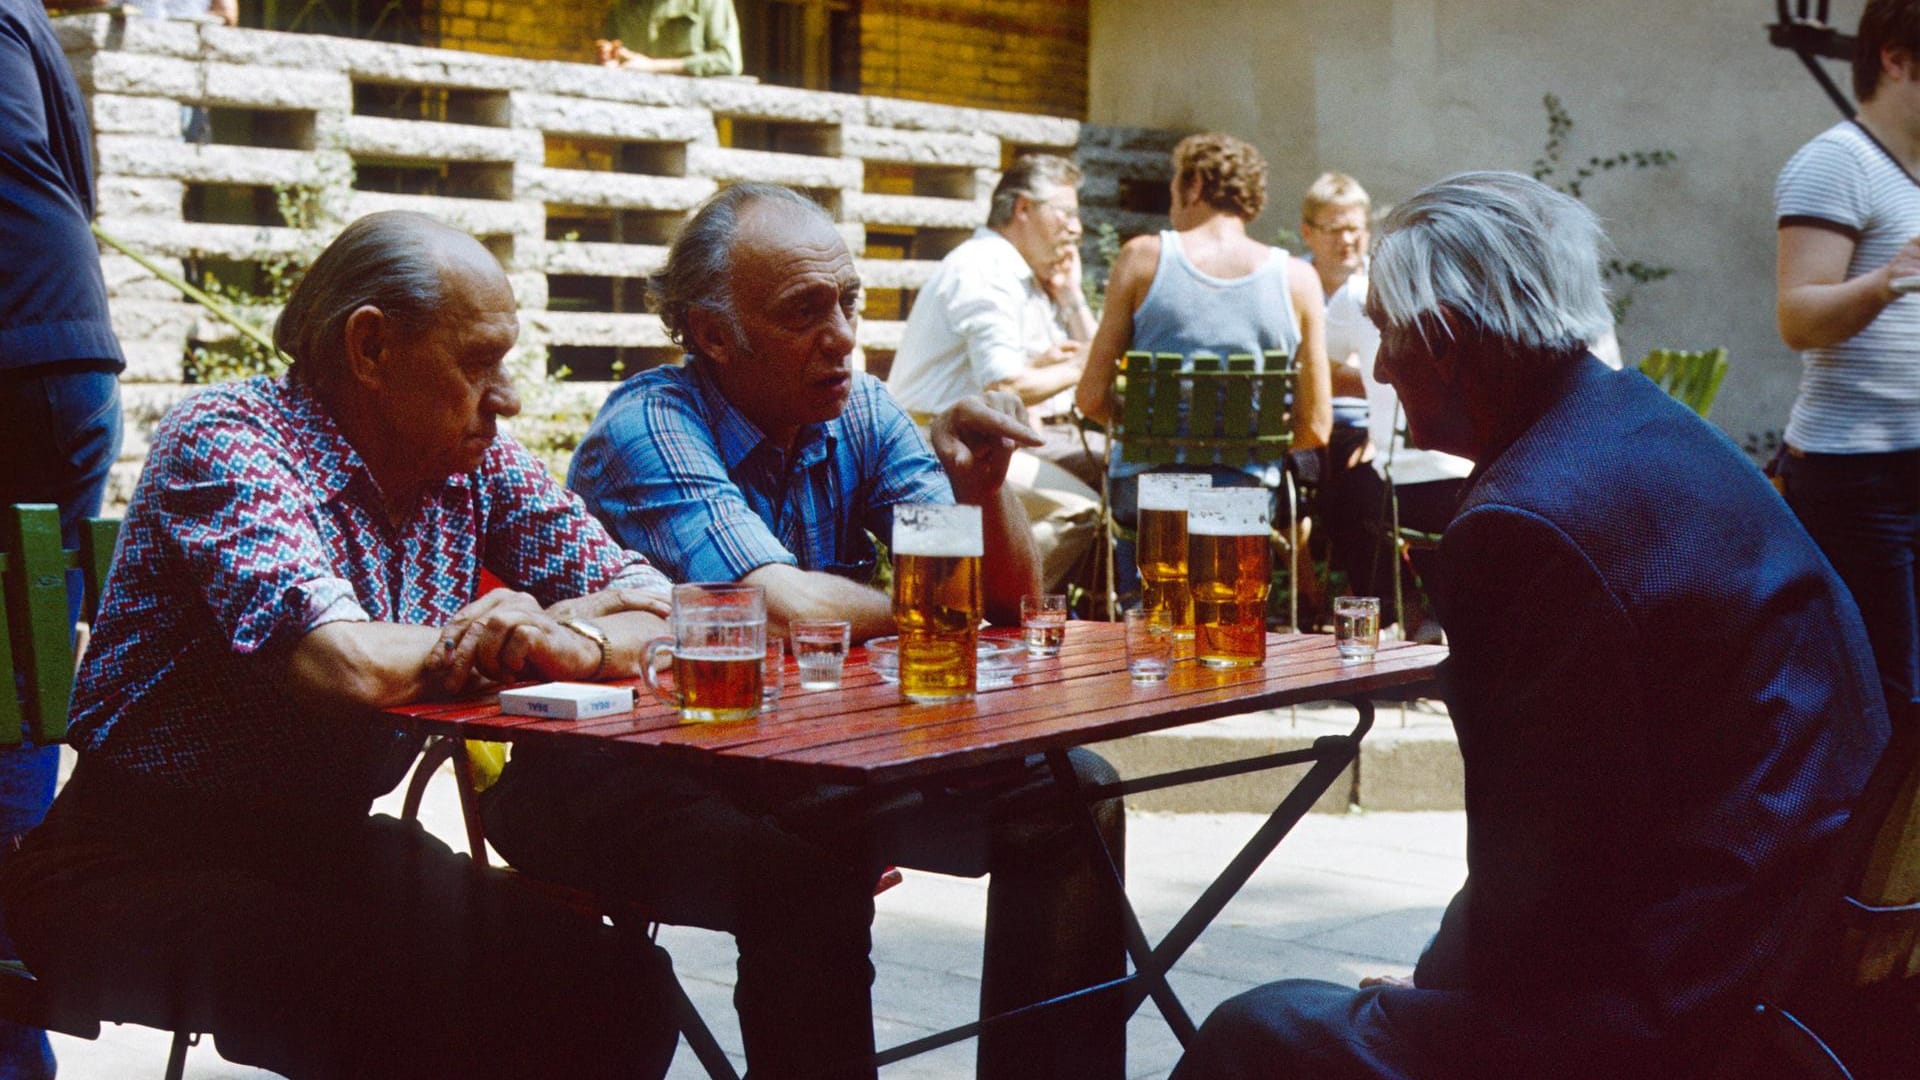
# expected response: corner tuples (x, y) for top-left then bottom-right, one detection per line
(53, 13), (1160, 502)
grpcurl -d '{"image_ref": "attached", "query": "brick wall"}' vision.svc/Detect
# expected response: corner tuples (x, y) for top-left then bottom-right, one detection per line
(860, 0), (1088, 119)
(425, 0), (1090, 119)
(429, 0), (603, 63)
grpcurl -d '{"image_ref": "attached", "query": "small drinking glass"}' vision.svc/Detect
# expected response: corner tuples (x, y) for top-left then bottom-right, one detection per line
(762, 637), (785, 707)
(1124, 608), (1174, 684)
(1020, 593), (1068, 658)
(1334, 596), (1382, 663)
(791, 619), (852, 690)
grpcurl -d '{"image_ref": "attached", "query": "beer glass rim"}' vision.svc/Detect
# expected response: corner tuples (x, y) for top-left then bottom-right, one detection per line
(673, 581), (765, 600)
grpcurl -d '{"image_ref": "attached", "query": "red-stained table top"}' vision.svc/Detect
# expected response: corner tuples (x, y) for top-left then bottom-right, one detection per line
(383, 623), (1447, 788)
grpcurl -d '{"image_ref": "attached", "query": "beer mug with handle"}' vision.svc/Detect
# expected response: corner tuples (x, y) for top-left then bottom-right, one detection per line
(891, 503), (983, 703)
(644, 583), (766, 721)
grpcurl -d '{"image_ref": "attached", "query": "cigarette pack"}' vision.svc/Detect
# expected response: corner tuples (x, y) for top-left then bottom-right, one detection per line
(498, 682), (635, 720)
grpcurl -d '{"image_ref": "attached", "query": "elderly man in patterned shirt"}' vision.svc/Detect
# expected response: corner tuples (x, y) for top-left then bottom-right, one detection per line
(481, 183), (1129, 1080)
(0, 211), (684, 1080)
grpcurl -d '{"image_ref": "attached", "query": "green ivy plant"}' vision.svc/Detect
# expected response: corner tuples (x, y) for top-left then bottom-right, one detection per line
(1530, 93), (1678, 326)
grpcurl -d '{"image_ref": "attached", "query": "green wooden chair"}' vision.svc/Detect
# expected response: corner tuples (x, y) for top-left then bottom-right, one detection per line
(1638, 347), (1729, 418)
(1104, 348), (1305, 630)
(0, 505), (200, 1079)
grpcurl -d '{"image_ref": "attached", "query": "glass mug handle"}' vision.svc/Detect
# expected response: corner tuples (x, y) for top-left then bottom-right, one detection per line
(641, 636), (682, 709)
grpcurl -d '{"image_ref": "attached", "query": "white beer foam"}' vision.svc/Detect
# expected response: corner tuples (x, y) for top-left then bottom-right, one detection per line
(1138, 472), (1213, 512)
(1187, 490), (1269, 536)
(893, 504), (985, 557)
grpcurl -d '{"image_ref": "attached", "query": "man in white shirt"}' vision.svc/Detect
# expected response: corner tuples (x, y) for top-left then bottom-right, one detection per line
(1302, 173), (1469, 639)
(887, 154), (1102, 591)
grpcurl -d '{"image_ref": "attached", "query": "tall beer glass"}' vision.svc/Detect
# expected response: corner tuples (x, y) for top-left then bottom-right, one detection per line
(643, 582), (766, 721)
(891, 504), (983, 703)
(1187, 488), (1272, 669)
(1137, 473), (1212, 640)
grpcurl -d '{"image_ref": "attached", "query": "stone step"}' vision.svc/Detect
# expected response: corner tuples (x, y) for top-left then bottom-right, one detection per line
(1086, 697), (1463, 814)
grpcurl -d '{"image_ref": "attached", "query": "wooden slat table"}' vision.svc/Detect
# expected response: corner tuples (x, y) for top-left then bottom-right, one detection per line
(385, 623), (1447, 1070)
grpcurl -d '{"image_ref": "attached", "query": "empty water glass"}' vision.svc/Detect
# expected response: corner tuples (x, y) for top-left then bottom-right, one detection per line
(791, 619), (852, 690)
(1334, 596), (1381, 663)
(1020, 594), (1068, 657)
(1124, 608), (1174, 684)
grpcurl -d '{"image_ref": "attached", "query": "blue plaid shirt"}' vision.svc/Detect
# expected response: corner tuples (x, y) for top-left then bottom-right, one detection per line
(569, 359), (952, 585)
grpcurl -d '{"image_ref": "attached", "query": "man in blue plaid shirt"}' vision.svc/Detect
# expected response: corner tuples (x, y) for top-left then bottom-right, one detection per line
(483, 183), (1130, 1080)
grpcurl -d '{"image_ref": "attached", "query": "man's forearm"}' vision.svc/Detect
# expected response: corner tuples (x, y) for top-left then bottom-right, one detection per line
(992, 362), (1083, 407)
(745, 563), (895, 641)
(286, 621), (443, 713)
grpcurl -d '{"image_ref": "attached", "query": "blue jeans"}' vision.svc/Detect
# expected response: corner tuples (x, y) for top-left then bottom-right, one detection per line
(0, 362), (122, 1079)
(1780, 447), (1920, 726)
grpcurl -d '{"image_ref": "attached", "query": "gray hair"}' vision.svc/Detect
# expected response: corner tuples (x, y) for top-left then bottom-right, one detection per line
(275, 210), (454, 389)
(987, 154), (1082, 228)
(649, 183), (832, 359)
(1366, 171), (1612, 366)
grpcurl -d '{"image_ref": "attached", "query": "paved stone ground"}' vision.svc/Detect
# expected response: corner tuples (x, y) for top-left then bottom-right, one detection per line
(40, 755), (1468, 1080)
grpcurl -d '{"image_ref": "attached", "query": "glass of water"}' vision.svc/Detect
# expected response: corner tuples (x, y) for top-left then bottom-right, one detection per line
(790, 619), (852, 690)
(1020, 593), (1068, 657)
(1334, 596), (1381, 663)
(1124, 608), (1174, 683)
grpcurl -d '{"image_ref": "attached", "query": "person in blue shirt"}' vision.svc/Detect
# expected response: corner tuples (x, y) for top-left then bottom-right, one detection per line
(483, 183), (1130, 1080)
(0, 4), (125, 1074)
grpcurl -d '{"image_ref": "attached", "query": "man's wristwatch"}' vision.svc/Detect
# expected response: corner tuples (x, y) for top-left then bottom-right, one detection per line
(558, 617), (612, 680)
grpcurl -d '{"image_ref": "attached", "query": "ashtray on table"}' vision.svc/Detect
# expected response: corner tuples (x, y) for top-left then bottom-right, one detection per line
(865, 633), (1026, 689)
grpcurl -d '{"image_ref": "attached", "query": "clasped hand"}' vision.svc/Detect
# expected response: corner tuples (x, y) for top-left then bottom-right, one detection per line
(427, 586), (670, 695)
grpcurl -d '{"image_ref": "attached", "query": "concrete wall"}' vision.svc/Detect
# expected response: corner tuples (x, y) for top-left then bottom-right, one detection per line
(1088, 0), (1859, 451)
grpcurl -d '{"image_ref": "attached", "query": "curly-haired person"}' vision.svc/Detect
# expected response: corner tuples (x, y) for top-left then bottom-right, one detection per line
(1074, 132), (1331, 605)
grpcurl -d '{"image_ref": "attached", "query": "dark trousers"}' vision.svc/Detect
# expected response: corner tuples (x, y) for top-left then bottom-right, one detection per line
(482, 746), (1129, 1080)
(1781, 447), (1920, 725)
(0, 362), (121, 1080)
(1314, 426), (1465, 627)
(0, 759), (681, 1080)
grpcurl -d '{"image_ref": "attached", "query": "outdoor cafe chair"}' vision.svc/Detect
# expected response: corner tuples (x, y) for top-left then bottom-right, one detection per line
(0, 505), (204, 1079)
(1099, 349), (1311, 629)
(1638, 347), (1730, 419)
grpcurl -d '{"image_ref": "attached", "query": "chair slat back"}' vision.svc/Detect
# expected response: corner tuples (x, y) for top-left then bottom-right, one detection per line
(0, 506), (119, 748)
(1638, 347), (1730, 418)
(1114, 349), (1297, 468)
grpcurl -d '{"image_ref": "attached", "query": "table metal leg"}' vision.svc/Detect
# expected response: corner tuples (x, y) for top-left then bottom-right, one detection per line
(1044, 747), (1200, 1043)
(1127, 699), (1373, 1014)
(864, 696), (1381, 1066)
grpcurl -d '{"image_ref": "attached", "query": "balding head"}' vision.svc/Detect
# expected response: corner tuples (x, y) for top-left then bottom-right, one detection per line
(276, 211), (503, 392)
(649, 183), (838, 363)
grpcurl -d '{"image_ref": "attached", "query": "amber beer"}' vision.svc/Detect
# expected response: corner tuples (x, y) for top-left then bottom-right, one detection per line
(670, 650), (763, 721)
(891, 504), (983, 703)
(1187, 489), (1272, 669)
(644, 582), (767, 722)
(1136, 473), (1212, 640)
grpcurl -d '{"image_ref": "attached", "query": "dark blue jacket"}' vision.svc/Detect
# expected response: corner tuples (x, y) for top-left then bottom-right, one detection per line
(0, 0), (121, 370)
(1399, 355), (1888, 1077)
